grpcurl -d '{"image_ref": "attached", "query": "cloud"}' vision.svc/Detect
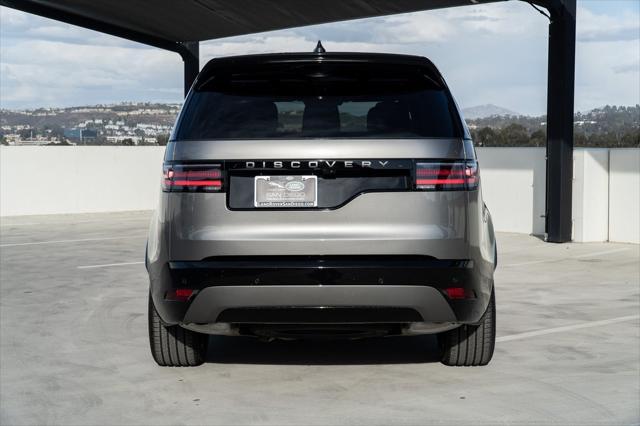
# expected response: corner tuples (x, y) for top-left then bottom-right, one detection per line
(573, 5), (640, 111)
(612, 61), (640, 74)
(0, 7), (148, 48)
(0, 36), (182, 108)
(372, 13), (454, 43)
(577, 5), (640, 42)
(580, 27), (640, 42)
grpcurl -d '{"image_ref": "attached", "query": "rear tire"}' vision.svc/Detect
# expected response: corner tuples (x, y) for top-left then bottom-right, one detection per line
(148, 294), (208, 366)
(438, 289), (495, 366)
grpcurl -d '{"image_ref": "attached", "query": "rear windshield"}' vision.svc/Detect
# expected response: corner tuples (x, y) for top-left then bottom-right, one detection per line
(175, 62), (460, 140)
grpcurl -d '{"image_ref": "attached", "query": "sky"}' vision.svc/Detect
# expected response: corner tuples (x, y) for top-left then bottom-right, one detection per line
(0, 0), (638, 116)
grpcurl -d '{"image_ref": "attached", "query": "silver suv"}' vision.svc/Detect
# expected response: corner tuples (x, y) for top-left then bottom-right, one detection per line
(146, 49), (497, 367)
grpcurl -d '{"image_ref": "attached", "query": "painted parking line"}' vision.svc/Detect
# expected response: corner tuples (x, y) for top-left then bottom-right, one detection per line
(503, 247), (632, 267)
(497, 314), (640, 343)
(501, 258), (559, 267)
(574, 247), (634, 258)
(0, 235), (146, 247)
(0, 221), (45, 227)
(0, 215), (151, 228)
(77, 261), (145, 269)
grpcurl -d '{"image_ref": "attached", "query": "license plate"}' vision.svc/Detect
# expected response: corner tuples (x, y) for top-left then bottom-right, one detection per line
(254, 175), (317, 208)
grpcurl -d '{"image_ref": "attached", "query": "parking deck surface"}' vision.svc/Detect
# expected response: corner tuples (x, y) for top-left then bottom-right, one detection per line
(1, 211), (639, 425)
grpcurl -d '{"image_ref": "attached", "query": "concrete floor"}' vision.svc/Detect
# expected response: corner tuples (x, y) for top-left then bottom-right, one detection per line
(0, 211), (638, 425)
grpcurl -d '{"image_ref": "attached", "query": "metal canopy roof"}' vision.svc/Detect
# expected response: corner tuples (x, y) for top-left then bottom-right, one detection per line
(0, 0), (577, 243)
(3, 0), (511, 44)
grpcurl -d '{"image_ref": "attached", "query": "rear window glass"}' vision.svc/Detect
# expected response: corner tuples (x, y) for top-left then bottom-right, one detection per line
(175, 62), (459, 140)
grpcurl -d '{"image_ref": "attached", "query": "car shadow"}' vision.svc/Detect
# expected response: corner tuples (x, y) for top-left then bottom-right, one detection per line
(205, 335), (441, 365)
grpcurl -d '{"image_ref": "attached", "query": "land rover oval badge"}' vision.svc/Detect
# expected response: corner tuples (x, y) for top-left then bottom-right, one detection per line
(285, 181), (305, 191)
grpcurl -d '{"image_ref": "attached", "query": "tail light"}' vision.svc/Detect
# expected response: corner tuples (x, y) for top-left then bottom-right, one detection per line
(162, 163), (223, 192)
(415, 160), (478, 191)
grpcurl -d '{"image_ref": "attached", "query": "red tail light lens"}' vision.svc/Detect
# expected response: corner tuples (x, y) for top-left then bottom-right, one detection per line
(415, 161), (478, 191)
(165, 288), (195, 302)
(444, 287), (475, 299)
(162, 164), (223, 192)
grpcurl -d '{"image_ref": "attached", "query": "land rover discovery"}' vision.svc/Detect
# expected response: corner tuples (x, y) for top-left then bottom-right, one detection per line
(146, 47), (497, 367)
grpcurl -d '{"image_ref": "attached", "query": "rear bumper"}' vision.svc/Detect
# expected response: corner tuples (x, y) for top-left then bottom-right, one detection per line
(182, 285), (457, 324)
(149, 256), (494, 326)
(169, 256), (472, 286)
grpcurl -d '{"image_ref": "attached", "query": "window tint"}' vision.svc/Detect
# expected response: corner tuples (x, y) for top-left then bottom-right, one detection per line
(175, 63), (459, 140)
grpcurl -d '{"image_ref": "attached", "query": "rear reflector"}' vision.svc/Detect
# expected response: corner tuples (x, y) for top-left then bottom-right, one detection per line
(162, 164), (223, 192)
(415, 161), (478, 191)
(445, 287), (475, 299)
(165, 288), (195, 302)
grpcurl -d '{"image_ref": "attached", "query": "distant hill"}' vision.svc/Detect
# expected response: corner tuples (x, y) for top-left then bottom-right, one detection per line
(462, 104), (520, 119)
(466, 105), (639, 148)
(0, 102), (181, 129)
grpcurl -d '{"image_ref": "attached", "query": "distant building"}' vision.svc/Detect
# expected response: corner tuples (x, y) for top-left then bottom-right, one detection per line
(64, 128), (98, 143)
(105, 135), (143, 145)
(4, 134), (21, 144)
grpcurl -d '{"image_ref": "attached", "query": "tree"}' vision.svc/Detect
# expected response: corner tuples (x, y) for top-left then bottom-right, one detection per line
(157, 134), (169, 146)
(46, 140), (72, 146)
(43, 124), (65, 140)
(476, 127), (497, 146)
(620, 130), (640, 148)
(530, 130), (546, 147)
(500, 123), (529, 146)
(574, 132), (588, 147)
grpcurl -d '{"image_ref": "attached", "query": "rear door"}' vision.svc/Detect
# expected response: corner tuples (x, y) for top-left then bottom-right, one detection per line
(168, 59), (474, 212)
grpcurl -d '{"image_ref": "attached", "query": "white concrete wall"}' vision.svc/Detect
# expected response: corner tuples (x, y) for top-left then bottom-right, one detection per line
(609, 149), (640, 244)
(572, 149), (610, 242)
(0, 146), (165, 216)
(1, 146), (638, 243)
(476, 147), (546, 235)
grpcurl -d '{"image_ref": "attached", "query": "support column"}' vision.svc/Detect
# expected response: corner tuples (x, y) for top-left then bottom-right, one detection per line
(545, 0), (576, 242)
(180, 41), (199, 97)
